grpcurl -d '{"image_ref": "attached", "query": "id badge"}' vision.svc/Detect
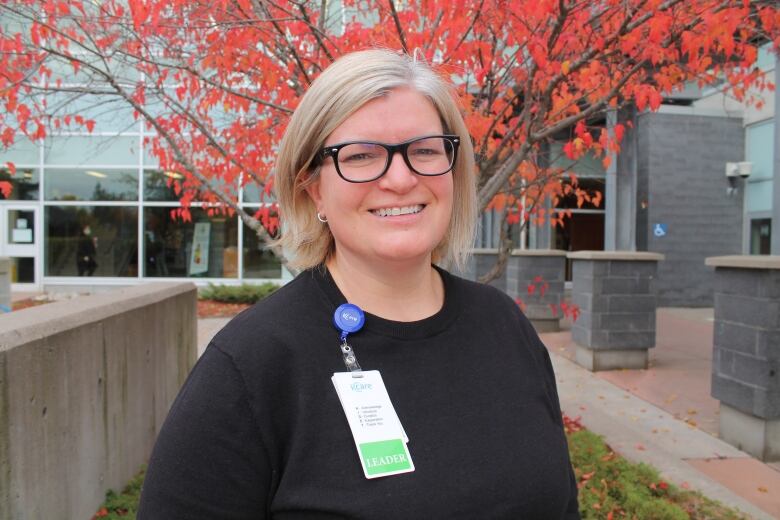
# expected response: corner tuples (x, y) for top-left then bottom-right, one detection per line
(332, 370), (414, 479)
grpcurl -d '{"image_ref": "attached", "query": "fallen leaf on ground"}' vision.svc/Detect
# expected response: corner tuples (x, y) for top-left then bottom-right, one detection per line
(758, 486), (768, 493)
(635, 443), (646, 451)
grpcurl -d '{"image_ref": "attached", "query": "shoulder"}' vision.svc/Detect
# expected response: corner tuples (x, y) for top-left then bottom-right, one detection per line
(208, 269), (333, 359)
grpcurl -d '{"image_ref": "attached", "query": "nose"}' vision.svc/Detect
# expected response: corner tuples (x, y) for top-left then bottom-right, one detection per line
(378, 150), (418, 192)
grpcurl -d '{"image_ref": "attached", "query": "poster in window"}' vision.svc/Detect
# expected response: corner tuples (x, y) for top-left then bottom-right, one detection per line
(189, 222), (210, 275)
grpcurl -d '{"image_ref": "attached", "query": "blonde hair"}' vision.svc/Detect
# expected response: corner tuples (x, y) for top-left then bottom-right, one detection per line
(274, 49), (477, 271)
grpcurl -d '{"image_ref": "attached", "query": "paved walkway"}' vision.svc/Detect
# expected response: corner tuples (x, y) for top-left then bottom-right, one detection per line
(197, 308), (780, 518)
(542, 308), (780, 519)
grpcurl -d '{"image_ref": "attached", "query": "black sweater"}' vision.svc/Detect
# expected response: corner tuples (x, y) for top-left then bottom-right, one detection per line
(138, 267), (580, 519)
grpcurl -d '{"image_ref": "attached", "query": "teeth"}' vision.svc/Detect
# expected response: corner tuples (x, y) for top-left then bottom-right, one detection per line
(372, 205), (424, 217)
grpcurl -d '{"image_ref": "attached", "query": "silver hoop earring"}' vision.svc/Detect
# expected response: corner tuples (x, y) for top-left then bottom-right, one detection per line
(317, 212), (328, 223)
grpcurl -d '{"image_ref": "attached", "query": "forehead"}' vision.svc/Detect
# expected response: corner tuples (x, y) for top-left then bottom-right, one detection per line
(326, 87), (444, 144)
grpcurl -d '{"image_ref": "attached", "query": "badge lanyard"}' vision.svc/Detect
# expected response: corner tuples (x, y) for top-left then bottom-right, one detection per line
(331, 303), (414, 478)
(333, 303), (364, 375)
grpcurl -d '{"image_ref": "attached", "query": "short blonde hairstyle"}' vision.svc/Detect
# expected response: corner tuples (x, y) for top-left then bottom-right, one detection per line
(274, 49), (477, 271)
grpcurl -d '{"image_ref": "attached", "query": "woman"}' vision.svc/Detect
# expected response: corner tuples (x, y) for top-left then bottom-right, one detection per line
(139, 49), (579, 519)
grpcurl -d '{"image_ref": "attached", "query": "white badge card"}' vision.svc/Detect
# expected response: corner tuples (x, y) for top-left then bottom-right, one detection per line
(332, 370), (414, 479)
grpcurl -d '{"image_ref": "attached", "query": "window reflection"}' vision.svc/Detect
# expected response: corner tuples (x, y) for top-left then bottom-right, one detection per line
(243, 217), (281, 279)
(144, 207), (237, 278)
(0, 168), (39, 200)
(45, 168), (138, 201)
(45, 206), (138, 277)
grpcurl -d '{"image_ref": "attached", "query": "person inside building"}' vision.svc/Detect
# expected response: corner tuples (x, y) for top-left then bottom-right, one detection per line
(138, 49), (580, 519)
(76, 225), (98, 276)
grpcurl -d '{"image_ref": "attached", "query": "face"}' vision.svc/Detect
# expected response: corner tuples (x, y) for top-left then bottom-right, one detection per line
(306, 87), (454, 268)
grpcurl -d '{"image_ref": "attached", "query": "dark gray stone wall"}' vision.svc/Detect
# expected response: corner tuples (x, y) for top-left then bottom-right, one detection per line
(463, 251), (507, 291)
(634, 112), (744, 306)
(505, 254), (565, 321)
(571, 259), (658, 349)
(711, 267), (780, 419)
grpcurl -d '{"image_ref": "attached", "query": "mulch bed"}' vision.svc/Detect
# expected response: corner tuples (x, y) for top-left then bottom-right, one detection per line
(10, 297), (247, 319)
(11, 298), (50, 311)
(197, 299), (252, 318)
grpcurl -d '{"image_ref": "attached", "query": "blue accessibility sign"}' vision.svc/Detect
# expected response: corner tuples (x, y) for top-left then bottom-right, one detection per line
(653, 223), (668, 237)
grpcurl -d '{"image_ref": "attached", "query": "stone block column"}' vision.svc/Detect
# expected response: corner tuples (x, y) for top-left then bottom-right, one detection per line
(505, 249), (567, 332)
(706, 255), (780, 461)
(568, 251), (664, 371)
(463, 249), (507, 291)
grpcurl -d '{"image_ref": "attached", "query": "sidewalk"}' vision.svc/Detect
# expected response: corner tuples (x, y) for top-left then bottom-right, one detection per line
(541, 308), (780, 519)
(196, 309), (780, 518)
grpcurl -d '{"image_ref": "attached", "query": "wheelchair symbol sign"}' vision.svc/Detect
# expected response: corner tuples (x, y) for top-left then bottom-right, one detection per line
(653, 223), (668, 237)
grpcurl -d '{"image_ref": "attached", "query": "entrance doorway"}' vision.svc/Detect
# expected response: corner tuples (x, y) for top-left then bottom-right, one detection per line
(0, 205), (39, 289)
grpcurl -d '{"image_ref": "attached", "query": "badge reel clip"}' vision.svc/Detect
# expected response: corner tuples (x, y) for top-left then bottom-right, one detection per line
(333, 303), (365, 378)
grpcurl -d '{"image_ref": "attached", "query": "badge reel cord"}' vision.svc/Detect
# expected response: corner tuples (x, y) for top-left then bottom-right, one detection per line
(333, 303), (365, 378)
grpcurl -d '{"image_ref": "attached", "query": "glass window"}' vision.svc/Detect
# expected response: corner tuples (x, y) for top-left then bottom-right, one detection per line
(45, 168), (138, 201)
(555, 177), (606, 210)
(44, 91), (138, 133)
(243, 180), (276, 204)
(0, 138), (40, 166)
(144, 207), (237, 278)
(746, 121), (774, 180)
(43, 135), (139, 166)
(144, 169), (237, 203)
(750, 218), (771, 255)
(45, 206), (138, 277)
(548, 142), (607, 177)
(144, 169), (181, 202)
(0, 167), (39, 200)
(9, 257), (35, 283)
(243, 218), (282, 279)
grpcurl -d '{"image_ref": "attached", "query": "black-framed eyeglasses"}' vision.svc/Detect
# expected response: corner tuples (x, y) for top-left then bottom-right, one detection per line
(318, 134), (460, 183)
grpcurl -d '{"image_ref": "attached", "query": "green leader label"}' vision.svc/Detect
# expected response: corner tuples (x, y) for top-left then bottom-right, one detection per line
(359, 439), (412, 476)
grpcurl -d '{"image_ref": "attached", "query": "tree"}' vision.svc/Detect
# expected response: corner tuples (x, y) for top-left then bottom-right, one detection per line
(1, 0), (778, 276)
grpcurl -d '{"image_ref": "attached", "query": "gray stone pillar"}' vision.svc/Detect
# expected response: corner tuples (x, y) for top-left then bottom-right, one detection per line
(706, 255), (780, 461)
(772, 57), (780, 255)
(506, 249), (567, 332)
(606, 108), (638, 251)
(0, 257), (10, 313)
(464, 249), (507, 291)
(568, 251), (664, 371)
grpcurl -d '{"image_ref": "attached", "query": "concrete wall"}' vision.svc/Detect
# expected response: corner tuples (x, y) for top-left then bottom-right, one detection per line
(0, 282), (197, 520)
(636, 112), (744, 306)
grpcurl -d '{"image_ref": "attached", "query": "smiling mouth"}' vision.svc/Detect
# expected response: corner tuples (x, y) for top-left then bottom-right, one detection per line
(370, 204), (425, 217)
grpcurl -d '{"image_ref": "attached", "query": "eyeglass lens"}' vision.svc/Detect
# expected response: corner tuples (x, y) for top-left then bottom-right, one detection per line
(336, 137), (455, 182)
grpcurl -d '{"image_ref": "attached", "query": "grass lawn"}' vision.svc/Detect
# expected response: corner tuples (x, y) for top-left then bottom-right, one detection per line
(93, 417), (747, 519)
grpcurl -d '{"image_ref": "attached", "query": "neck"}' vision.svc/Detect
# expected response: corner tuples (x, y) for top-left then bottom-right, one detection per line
(326, 251), (444, 322)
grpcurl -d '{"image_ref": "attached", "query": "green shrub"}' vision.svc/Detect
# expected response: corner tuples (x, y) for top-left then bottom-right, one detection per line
(198, 282), (279, 304)
(92, 467), (145, 519)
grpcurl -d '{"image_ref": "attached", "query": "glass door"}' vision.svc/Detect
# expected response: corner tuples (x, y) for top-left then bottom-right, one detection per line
(1, 205), (39, 288)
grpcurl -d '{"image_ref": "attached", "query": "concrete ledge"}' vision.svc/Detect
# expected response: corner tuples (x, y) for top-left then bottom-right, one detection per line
(719, 403), (780, 462)
(575, 345), (649, 371)
(705, 255), (780, 270)
(568, 250), (665, 261)
(0, 282), (197, 519)
(510, 249), (568, 257)
(530, 318), (560, 333)
(470, 248), (499, 255)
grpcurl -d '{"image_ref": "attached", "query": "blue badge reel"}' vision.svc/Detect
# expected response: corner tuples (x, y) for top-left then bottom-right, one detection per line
(334, 303), (365, 336)
(334, 303), (365, 372)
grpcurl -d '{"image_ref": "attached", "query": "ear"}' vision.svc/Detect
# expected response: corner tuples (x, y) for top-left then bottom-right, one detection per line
(304, 173), (324, 213)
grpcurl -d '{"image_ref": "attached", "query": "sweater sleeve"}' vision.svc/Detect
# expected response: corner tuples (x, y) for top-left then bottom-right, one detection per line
(539, 342), (581, 519)
(137, 345), (272, 519)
